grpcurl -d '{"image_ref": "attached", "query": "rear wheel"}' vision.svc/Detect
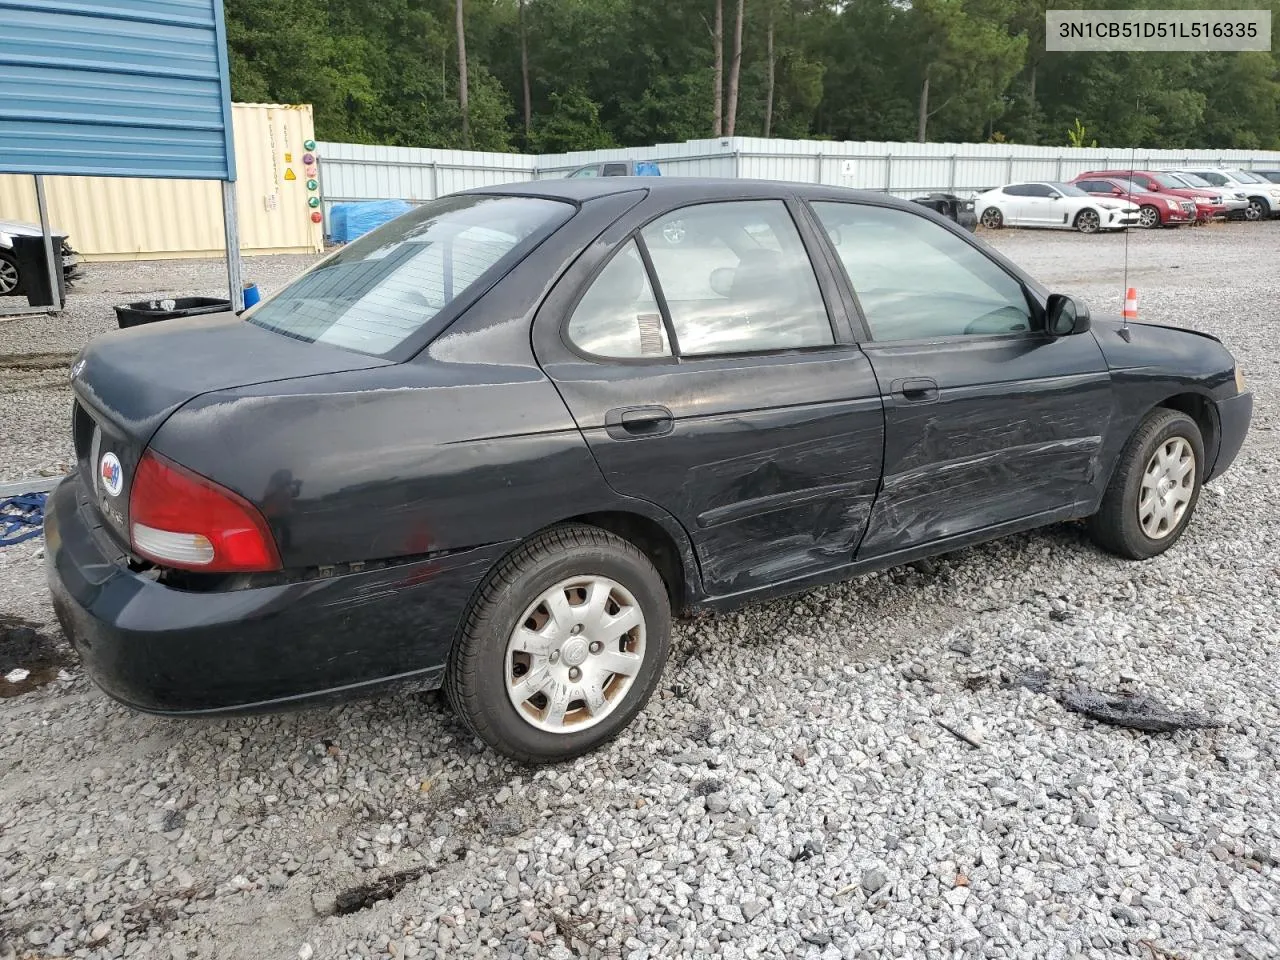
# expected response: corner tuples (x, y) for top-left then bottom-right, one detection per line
(1138, 205), (1161, 229)
(446, 525), (671, 763)
(980, 207), (1004, 229)
(1075, 209), (1101, 234)
(1087, 408), (1204, 560)
(0, 251), (21, 297)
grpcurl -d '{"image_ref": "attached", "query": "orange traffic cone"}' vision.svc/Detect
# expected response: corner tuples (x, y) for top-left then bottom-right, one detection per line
(1122, 287), (1138, 321)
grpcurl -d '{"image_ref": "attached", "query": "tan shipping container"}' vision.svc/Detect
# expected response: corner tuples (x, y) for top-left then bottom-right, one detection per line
(0, 103), (324, 261)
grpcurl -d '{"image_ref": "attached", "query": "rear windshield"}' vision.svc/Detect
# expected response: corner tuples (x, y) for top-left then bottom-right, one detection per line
(246, 195), (572, 357)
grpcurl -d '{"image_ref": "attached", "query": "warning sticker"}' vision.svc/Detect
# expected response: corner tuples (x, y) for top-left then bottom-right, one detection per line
(284, 167), (297, 181)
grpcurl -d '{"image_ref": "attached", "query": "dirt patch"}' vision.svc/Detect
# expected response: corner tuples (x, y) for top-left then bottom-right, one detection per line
(0, 615), (70, 698)
(333, 867), (427, 916)
(0, 351), (77, 372)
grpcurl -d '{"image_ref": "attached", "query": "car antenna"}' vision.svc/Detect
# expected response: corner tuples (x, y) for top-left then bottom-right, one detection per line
(1119, 145), (1134, 342)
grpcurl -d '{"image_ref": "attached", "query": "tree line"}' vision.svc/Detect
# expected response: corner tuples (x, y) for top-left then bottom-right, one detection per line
(224, 0), (1280, 153)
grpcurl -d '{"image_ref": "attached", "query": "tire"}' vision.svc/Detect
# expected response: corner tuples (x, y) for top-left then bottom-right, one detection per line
(0, 250), (22, 297)
(1138, 205), (1161, 229)
(1074, 209), (1101, 234)
(980, 207), (1004, 229)
(1087, 408), (1204, 560)
(1245, 198), (1266, 221)
(445, 524), (672, 763)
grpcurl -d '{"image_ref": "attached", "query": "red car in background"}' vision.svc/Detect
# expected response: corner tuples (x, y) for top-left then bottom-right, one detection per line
(1072, 176), (1194, 228)
(1073, 170), (1228, 223)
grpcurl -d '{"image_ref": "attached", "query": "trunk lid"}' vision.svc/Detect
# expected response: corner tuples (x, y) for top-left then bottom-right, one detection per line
(70, 312), (390, 547)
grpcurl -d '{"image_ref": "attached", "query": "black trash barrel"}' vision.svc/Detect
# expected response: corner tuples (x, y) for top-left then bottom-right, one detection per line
(10, 234), (67, 307)
(114, 297), (232, 329)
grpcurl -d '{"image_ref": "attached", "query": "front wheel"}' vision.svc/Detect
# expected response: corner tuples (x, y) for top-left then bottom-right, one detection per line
(446, 525), (671, 763)
(980, 207), (1004, 229)
(1138, 205), (1161, 229)
(1075, 209), (1101, 234)
(1087, 408), (1204, 560)
(1245, 198), (1266, 221)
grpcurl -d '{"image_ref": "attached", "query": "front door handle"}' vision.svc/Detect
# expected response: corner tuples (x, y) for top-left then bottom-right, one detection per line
(605, 405), (674, 440)
(891, 377), (939, 403)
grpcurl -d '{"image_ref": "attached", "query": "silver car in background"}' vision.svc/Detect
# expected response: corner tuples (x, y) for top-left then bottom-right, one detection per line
(1171, 168), (1280, 221)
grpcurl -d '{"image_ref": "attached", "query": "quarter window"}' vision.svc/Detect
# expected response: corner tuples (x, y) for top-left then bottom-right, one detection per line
(813, 202), (1033, 341)
(640, 200), (833, 356)
(566, 240), (671, 358)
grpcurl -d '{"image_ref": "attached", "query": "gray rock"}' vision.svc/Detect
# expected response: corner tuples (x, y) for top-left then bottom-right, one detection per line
(862, 866), (889, 894)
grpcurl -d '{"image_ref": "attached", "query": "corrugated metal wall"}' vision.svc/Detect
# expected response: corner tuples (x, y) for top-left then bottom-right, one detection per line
(317, 136), (1280, 213)
(0, 104), (324, 260)
(0, 0), (236, 180)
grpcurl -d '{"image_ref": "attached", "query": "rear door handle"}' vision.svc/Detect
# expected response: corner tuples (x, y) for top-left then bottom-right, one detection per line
(891, 378), (939, 403)
(605, 405), (674, 440)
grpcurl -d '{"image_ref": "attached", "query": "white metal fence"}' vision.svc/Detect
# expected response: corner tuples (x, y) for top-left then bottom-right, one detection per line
(316, 136), (1280, 224)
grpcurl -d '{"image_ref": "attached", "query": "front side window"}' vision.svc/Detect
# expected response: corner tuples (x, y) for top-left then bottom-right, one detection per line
(813, 202), (1033, 342)
(246, 195), (570, 357)
(1077, 181), (1109, 193)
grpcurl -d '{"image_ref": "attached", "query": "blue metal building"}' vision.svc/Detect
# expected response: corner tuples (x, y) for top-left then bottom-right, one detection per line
(0, 0), (241, 310)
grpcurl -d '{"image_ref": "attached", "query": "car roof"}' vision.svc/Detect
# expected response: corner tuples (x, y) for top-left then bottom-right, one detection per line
(465, 176), (913, 208)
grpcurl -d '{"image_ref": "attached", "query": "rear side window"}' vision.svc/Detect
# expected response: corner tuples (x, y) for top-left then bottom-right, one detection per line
(566, 200), (833, 360)
(640, 200), (833, 356)
(602, 163), (630, 176)
(246, 195), (571, 357)
(567, 240), (671, 358)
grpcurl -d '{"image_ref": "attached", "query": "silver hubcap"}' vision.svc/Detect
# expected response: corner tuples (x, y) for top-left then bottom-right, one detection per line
(1138, 437), (1195, 540)
(505, 576), (646, 733)
(1246, 202), (1262, 221)
(1078, 211), (1099, 233)
(1140, 207), (1159, 228)
(981, 208), (1001, 227)
(0, 259), (17, 295)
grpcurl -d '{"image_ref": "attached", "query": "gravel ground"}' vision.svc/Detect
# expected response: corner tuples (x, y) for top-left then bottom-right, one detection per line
(2, 223), (1278, 960)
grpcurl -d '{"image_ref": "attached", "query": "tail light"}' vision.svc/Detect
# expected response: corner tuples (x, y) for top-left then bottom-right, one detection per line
(129, 451), (281, 573)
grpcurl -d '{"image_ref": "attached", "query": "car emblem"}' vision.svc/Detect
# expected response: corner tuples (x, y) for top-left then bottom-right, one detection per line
(99, 452), (124, 498)
(70, 358), (85, 380)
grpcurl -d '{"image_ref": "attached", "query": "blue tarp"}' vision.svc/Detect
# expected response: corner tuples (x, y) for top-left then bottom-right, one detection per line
(329, 199), (415, 244)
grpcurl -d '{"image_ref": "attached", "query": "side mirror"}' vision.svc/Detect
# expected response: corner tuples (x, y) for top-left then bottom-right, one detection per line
(1048, 193), (1061, 200)
(1112, 187), (1124, 195)
(1046, 294), (1091, 336)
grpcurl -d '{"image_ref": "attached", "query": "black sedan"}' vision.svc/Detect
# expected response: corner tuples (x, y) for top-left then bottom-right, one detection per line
(46, 178), (1253, 763)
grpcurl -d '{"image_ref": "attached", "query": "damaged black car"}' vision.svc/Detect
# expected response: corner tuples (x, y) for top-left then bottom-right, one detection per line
(46, 178), (1252, 762)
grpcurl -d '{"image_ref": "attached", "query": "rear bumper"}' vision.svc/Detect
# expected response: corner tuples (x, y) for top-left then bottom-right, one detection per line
(45, 477), (508, 715)
(1208, 391), (1252, 481)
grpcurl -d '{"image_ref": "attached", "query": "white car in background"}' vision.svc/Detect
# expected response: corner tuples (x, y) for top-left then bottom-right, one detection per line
(975, 181), (1140, 234)
(0, 217), (82, 297)
(1171, 168), (1280, 221)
